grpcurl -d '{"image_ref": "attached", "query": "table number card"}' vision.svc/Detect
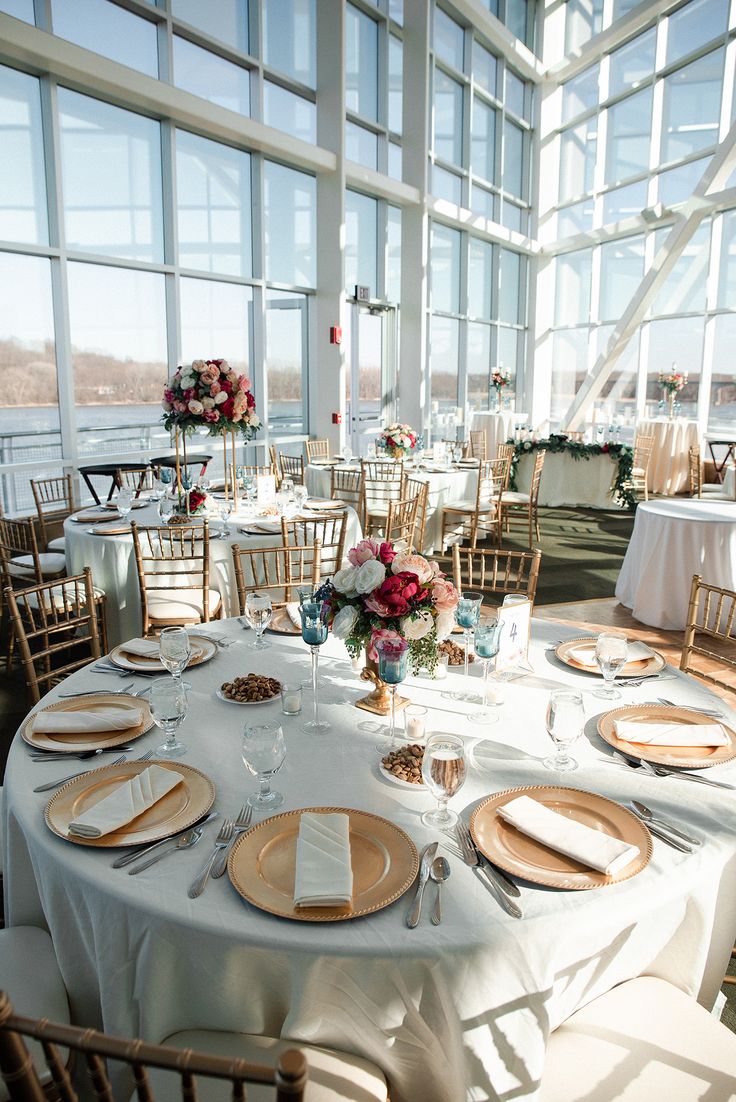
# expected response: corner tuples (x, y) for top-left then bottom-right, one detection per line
(495, 598), (532, 676)
(256, 474), (276, 505)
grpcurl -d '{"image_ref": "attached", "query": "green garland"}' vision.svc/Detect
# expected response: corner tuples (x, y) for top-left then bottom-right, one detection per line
(509, 436), (636, 511)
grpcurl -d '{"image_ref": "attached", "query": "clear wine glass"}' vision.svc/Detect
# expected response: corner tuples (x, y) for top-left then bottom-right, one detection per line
(593, 631), (627, 699)
(150, 676), (188, 757)
(158, 495), (175, 525)
(242, 723), (286, 810)
(469, 616), (504, 725)
(158, 626), (191, 691)
(544, 689), (585, 771)
(342, 445), (352, 463)
(218, 498), (232, 538)
(245, 593), (273, 649)
(116, 488), (134, 524)
(299, 596), (330, 734)
(450, 591), (483, 702)
(374, 637), (409, 752)
(421, 733), (467, 828)
(293, 484), (308, 513)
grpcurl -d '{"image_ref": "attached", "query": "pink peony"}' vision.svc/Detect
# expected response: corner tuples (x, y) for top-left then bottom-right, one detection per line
(367, 627), (405, 662)
(200, 365), (219, 386)
(348, 539), (381, 566)
(432, 577), (459, 611)
(367, 572), (428, 618)
(391, 551), (434, 584)
(163, 388), (175, 402)
(203, 409), (220, 423)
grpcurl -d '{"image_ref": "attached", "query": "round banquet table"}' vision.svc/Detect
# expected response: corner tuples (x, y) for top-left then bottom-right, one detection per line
(636, 418), (700, 495)
(470, 411), (527, 459)
(5, 619), (736, 1102)
(64, 501), (362, 647)
(305, 462), (477, 553)
(615, 498), (736, 629)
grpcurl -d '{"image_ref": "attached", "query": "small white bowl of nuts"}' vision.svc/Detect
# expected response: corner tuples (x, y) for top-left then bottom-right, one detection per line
(217, 673), (282, 705)
(379, 743), (425, 789)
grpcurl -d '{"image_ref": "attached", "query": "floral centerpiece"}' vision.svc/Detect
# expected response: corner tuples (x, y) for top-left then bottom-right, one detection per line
(658, 366), (687, 420)
(316, 539), (460, 680)
(162, 359), (260, 438)
(172, 487), (207, 519)
(378, 423), (419, 460)
(491, 366), (511, 410)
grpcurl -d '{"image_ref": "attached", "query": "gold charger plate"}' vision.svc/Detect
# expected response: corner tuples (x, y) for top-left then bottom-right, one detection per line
(45, 760), (215, 848)
(555, 637), (665, 679)
(104, 499), (149, 510)
(72, 510), (116, 524)
(89, 523), (132, 536)
(22, 693), (153, 752)
(470, 785), (651, 890)
(228, 806), (419, 921)
(109, 635), (217, 672)
(304, 499), (344, 511)
(597, 703), (736, 769)
(266, 608), (302, 635)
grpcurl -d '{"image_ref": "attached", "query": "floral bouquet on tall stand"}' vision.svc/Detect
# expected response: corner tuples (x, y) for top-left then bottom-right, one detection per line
(378, 423), (420, 460)
(491, 366), (511, 411)
(314, 539), (460, 717)
(658, 365), (687, 420)
(162, 358), (260, 511)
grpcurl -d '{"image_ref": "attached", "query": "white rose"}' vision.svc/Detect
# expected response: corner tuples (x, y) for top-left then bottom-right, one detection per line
(188, 399), (204, 415)
(247, 411), (260, 426)
(400, 610), (434, 641)
(181, 376), (196, 390)
(333, 565), (358, 596)
(355, 559), (386, 594)
(214, 390), (228, 405)
(332, 605), (358, 640)
(201, 397), (215, 410)
(191, 359), (206, 371)
(435, 610), (455, 641)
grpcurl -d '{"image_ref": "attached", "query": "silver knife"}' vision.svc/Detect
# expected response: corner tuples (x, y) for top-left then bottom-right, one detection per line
(476, 853), (521, 898)
(637, 818), (693, 853)
(406, 842), (438, 928)
(653, 765), (735, 791)
(111, 811), (219, 868)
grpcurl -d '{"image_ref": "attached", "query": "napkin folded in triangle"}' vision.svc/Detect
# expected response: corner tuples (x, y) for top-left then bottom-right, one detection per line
(68, 765), (184, 838)
(570, 640), (655, 667)
(613, 718), (729, 747)
(32, 706), (143, 734)
(293, 812), (353, 907)
(121, 638), (161, 659)
(497, 795), (639, 876)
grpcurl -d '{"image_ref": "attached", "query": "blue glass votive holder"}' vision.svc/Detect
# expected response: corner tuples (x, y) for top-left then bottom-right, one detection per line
(376, 642), (409, 684)
(456, 591), (483, 630)
(300, 601), (328, 646)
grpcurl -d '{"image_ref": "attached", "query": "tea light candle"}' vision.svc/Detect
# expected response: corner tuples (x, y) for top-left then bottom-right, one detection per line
(434, 655), (449, 680)
(404, 705), (427, 742)
(281, 685), (302, 715)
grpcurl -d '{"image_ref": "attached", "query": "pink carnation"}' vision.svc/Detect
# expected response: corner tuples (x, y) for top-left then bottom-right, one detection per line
(210, 381), (221, 395)
(348, 539), (381, 566)
(432, 577), (459, 612)
(367, 627), (405, 663)
(163, 388), (175, 402)
(174, 400), (187, 413)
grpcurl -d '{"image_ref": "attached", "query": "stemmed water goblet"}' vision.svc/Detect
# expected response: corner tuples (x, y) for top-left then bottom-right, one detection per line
(158, 625), (191, 691)
(242, 723), (286, 810)
(293, 484), (308, 513)
(450, 591), (483, 701)
(421, 733), (467, 828)
(342, 445), (352, 464)
(245, 592), (273, 649)
(299, 595), (330, 734)
(544, 689), (585, 771)
(374, 637), (409, 752)
(218, 497), (232, 538)
(593, 631), (627, 699)
(469, 616), (504, 724)
(149, 675), (188, 757)
(158, 494), (175, 525)
(116, 488), (134, 525)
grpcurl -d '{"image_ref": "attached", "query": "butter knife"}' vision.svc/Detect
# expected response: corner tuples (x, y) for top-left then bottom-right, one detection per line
(406, 842), (438, 928)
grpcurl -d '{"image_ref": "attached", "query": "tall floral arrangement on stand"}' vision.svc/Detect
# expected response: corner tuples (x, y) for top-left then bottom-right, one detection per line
(378, 423), (420, 460)
(658, 365), (687, 420)
(316, 539), (460, 675)
(491, 366), (511, 410)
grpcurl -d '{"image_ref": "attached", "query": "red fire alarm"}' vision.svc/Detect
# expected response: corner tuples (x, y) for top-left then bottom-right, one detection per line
(332, 412), (342, 424)
(329, 326), (342, 345)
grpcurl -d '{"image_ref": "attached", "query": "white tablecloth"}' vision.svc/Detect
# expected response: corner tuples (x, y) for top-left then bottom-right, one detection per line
(470, 411), (526, 459)
(305, 464), (477, 553)
(615, 498), (736, 629)
(515, 450), (620, 509)
(64, 502), (362, 646)
(6, 619), (736, 1102)
(723, 465), (735, 499)
(636, 418), (700, 496)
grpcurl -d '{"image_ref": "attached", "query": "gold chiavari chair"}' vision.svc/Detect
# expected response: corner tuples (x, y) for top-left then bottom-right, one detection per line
(400, 474), (430, 552)
(131, 521), (222, 637)
(385, 496), (418, 547)
(281, 515), (346, 579)
(689, 445), (703, 497)
(4, 568), (102, 705)
(115, 465), (154, 497)
(305, 438), (330, 463)
(360, 459), (404, 535)
(500, 449), (545, 547)
(269, 444), (281, 488)
(0, 516), (66, 591)
(30, 474), (75, 553)
(628, 433), (655, 502)
(495, 444), (515, 488)
(469, 430), (488, 461)
(239, 464), (274, 479)
(680, 574), (736, 699)
(452, 545), (542, 607)
(231, 542), (321, 613)
(279, 453), (305, 485)
(440, 457), (509, 550)
(330, 466), (362, 510)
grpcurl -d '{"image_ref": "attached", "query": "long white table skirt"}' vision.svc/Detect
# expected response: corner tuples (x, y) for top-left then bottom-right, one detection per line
(636, 418), (700, 495)
(515, 450), (620, 509)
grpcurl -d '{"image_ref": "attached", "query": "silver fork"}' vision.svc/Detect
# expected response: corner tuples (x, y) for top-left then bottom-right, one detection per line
(188, 820), (234, 898)
(612, 749), (735, 790)
(33, 752), (128, 793)
(58, 683), (135, 697)
(455, 823), (522, 919)
(658, 697), (725, 718)
(211, 804), (253, 878)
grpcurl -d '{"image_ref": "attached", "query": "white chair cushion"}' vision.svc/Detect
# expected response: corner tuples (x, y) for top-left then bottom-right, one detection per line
(148, 589), (222, 621)
(540, 976), (736, 1102)
(8, 553), (66, 578)
(147, 1030), (388, 1102)
(26, 583), (105, 611)
(500, 491), (530, 505)
(364, 504), (389, 518)
(443, 500), (495, 513)
(47, 536), (66, 552)
(0, 927), (70, 1101)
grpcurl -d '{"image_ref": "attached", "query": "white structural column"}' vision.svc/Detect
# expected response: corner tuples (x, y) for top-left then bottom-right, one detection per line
(397, 0), (431, 437)
(312, 0), (347, 452)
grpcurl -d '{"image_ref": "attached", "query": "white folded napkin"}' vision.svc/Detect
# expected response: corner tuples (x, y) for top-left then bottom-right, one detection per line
(68, 765), (184, 838)
(32, 706), (143, 734)
(569, 640), (654, 667)
(293, 812), (353, 908)
(497, 795), (639, 876)
(121, 638), (160, 659)
(285, 603), (302, 629)
(613, 718), (729, 747)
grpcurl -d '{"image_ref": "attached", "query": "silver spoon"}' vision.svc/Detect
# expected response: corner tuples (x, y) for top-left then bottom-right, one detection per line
(630, 801), (702, 847)
(430, 856), (451, 926)
(128, 828), (203, 875)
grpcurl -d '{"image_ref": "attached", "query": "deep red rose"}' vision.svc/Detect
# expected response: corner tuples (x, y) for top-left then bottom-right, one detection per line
(601, 443), (609, 453)
(187, 489), (206, 511)
(221, 397), (235, 419)
(369, 571), (425, 617)
(247, 391), (256, 408)
(378, 542), (397, 565)
(220, 380), (233, 395)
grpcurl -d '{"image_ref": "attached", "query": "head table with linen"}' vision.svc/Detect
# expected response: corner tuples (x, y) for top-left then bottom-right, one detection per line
(63, 500), (363, 647)
(5, 618), (736, 1102)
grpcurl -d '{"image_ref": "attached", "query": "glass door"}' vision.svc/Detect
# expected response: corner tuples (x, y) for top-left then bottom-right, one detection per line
(345, 303), (396, 457)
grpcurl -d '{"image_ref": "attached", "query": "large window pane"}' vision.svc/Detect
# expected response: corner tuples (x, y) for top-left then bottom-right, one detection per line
(550, 328), (589, 422)
(555, 248), (591, 326)
(52, 0), (158, 77)
(345, 190), (377, 296)
(432, 164), (462, 204)
(172, 0), (248, 54)
(661, 50), (723, 164)
(346, 5), (378, 121)
(263, 0), (316, 88)
(558, 198), (594, 237)
(609, 29), (654, 98)
(180, 277), (252, 375)
(601, 180), (647, 224)
(430, 224), (461, 314)
(67, 262), (167, 454)
(709, 314), (736, 431)
(599, 236), (644, 321)
(0, 1), (34, 22)
(605, 87), (652, 184)
(646, 317), (704, 416)
(468, 239), (493, 319)
(561, 65), (598, 124)
(429, 315), (459, 411)
(499, 249), (524, 325)
(565, 0), (603, 54)
(173, 37), (250, 115)
(264, 82), (316, 144)
(0, 66), (47, 245)
(266, 290), (306, 434)
(467, 322), (491, 408)
(506, 70), (526, 120)
(502, 120), (524, 198)
(434, 69), (463, 166)
(345, 121), (378, 169)
(657, 156), (711, 207)
(651, 222), (710, 317)
(473, 42), (497, 96)
(263, 162), (315, 287)
(434, 8), (464, 71)
(597, 327), (639, 416)
(388, 35), (403, 134)
(559, 120), (596, 202)
(387, 205), (401, 304)
(666, 0), (728, 67)
(471, 97), (496, 183)
(59, 89), (163, 263)
(718, 210), (736, 309)
(497, 326), (519, 393)
(176, 130), (251, 277)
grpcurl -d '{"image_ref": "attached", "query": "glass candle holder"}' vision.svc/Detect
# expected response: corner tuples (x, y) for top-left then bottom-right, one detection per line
(299, 598), (330, 733)
(403, 705), (427, 743)
(280, 683), (302, 715)
(375, 638), (409, 753)
(434, 654), (449, 680)
(469, 616), (504, 725)
(451, 591), (483, 701)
